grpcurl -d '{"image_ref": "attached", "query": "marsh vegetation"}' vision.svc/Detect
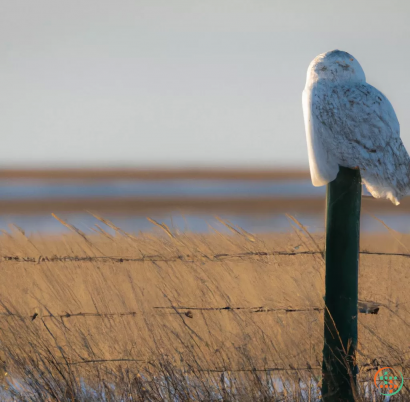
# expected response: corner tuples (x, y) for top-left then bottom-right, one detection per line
(0, 215), (409, 400)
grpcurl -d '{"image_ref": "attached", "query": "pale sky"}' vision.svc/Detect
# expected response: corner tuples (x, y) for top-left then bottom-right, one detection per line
(1, 0), (409, 168)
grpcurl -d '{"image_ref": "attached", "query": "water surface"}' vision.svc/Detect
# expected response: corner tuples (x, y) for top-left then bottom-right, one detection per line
(0, 179), (405, 235)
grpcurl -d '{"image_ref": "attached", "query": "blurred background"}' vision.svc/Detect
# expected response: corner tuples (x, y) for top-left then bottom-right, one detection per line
(1, 0), (410, 234)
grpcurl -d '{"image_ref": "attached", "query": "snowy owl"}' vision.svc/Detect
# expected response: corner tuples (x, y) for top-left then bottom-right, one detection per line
(302, 50), (410, 205)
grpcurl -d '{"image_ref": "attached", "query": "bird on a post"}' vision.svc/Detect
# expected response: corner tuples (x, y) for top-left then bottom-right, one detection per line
(302, 50), (410, 205)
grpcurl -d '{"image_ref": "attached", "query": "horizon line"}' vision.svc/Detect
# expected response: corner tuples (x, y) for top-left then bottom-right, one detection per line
(0, 167), (310, 181)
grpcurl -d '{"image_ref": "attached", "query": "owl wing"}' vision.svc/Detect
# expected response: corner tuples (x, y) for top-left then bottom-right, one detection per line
(311, 82), (410, 204)
(303, 87), (340, 186)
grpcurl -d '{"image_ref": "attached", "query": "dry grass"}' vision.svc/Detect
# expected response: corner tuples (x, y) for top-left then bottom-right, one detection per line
(0, 216), (409, 400)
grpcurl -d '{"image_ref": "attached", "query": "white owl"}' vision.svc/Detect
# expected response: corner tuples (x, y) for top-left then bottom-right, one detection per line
(302, 50), (410, 205)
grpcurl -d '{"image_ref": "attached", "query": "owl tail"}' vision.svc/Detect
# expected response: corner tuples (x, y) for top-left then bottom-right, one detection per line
(362, 179), (401, 206)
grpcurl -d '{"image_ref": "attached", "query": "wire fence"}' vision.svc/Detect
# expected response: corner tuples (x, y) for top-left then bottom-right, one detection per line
(0, 301), (384, 321)
(2, 249), (410, 264)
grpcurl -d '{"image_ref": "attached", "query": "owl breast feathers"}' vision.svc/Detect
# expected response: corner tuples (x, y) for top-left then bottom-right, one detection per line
(303, 50), (410, 205)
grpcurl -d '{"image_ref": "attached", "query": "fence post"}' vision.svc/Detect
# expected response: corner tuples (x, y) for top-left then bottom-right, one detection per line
(322, 166), (361, 401)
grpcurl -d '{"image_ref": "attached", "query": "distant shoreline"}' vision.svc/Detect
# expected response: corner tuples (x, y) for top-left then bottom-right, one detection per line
(0, 195), (404, 215)
(0, 168), (310, 181)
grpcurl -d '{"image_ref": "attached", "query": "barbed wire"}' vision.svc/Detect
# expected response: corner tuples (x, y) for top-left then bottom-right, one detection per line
(0, 308), (320, 320)
(0, 300), (384, 321)
(154, 306), (323, 313)
(53, 360), (410, 376)
(1, 249), (409, 264)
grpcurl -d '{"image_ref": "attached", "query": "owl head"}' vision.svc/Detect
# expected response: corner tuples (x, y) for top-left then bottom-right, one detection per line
(306, 50), (366, 87)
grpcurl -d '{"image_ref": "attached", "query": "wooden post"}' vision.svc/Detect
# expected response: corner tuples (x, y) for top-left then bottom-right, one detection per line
(322, 166), (361, 401)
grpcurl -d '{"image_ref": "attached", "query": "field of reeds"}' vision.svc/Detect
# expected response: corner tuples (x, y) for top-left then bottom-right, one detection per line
(0, 214), (409, 401)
